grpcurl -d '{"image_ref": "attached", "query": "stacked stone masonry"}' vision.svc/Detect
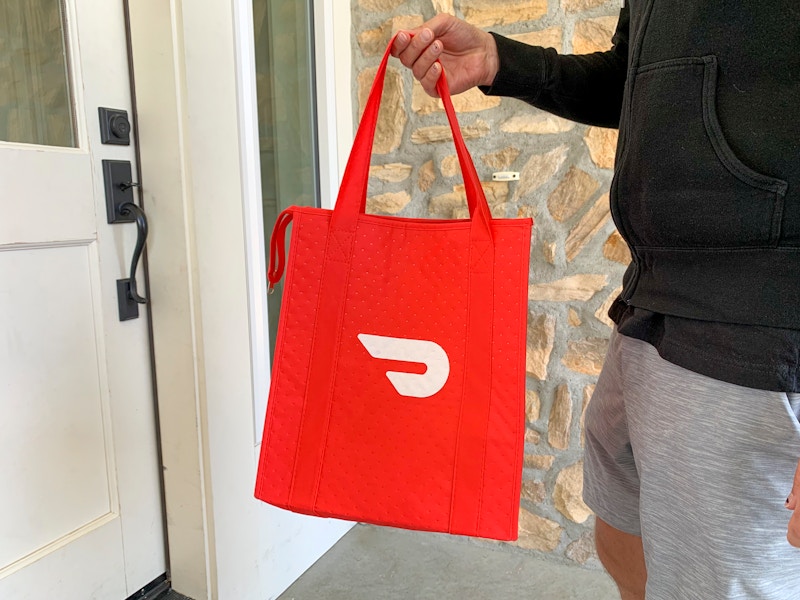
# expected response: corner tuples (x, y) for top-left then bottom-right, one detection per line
(353, 0), (629, 568)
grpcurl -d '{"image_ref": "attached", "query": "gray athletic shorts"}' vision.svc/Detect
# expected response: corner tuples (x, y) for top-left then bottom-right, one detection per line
(583, 328), (800, 599)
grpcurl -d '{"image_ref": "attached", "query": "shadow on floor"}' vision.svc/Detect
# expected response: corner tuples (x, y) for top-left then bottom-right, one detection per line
(278, 524), (619, 600)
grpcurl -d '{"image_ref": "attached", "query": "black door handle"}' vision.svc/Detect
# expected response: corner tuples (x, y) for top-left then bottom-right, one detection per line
(119, 201), (148, 304)
(102, 159), (150, 321)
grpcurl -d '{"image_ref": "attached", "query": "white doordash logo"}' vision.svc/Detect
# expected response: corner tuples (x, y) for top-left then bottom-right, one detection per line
(357, 334), (450, 398)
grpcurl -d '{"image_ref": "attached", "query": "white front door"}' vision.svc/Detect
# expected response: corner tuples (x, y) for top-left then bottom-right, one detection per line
(0, 1), (166, 598)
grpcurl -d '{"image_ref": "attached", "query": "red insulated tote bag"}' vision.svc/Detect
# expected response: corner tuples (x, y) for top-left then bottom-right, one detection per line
(255, 37), (532, 541)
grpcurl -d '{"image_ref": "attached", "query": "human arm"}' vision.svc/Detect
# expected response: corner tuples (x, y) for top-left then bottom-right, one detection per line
(393, 9), (629, 129)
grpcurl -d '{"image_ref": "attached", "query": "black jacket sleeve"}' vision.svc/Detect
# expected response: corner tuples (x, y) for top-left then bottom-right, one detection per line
(480, 7), (629, 129)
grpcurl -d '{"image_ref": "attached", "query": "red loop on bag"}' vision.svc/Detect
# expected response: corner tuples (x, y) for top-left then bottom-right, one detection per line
(268, 208), (294, 291)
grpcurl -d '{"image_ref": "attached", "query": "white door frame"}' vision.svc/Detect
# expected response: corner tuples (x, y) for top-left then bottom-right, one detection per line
(126, 0), (354, 599)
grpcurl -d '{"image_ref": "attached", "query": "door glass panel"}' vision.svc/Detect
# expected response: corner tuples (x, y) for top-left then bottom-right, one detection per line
(0, 0), (76, 147)
(253, 0), (319, 362)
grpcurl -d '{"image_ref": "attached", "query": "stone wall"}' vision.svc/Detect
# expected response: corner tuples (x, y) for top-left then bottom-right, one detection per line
(351, 0), (630, 568)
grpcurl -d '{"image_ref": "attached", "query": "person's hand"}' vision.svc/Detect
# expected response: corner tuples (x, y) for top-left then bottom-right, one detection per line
(785, 459), (800, 546)
(391, 14), (499, 98)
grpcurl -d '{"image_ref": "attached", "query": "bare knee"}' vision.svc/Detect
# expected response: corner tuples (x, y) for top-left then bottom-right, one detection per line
(595, 518), (647, 600)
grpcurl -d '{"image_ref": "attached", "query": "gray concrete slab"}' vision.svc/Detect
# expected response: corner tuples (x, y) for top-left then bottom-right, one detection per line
(278, 525), (619, 600)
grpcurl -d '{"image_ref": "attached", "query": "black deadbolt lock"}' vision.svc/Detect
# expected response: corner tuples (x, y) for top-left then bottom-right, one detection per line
(99, 107), (131, 145)
(110, 114), (131, 139)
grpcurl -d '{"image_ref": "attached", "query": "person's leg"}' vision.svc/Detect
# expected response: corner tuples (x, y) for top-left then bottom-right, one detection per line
(614, 334), (800, 599)
(595, 517), (647, 600)
(583, 329), (648, 597)
(585, 329), (800, 598)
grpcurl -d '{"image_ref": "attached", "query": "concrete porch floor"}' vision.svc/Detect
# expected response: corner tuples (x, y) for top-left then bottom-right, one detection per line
(277, 524), (620, 600)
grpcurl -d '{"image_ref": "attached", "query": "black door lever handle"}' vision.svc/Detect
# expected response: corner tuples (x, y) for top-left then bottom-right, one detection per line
(119, 201), (148, 304)
(102, 159), (150, 320)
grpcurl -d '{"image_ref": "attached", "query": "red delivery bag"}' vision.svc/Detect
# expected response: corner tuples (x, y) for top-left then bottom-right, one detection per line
(255, 38), (532, 541)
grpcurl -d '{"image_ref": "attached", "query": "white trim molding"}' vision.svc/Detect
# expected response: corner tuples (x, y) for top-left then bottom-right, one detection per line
(314, 0), (355, 211)
(128, 0), (356, 598)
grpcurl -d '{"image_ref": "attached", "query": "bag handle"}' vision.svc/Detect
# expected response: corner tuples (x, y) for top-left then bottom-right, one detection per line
(331, 35), (493, 242)
(268, 36), (496, 291)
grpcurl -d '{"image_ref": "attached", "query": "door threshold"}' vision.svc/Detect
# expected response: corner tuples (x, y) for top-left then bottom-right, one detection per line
(124, 574), (195, 600)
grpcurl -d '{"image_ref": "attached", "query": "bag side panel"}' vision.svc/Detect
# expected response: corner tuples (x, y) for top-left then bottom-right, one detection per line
(477, 220), (532, 541)
(255, 210), (332, 507)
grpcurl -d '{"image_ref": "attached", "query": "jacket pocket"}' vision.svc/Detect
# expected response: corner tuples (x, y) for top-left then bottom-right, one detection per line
(616, 56), (788, 248)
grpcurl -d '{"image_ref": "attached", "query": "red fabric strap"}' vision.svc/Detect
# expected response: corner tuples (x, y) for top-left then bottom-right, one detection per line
(268, 208), (294, 291)
(449, 243), (494, 535)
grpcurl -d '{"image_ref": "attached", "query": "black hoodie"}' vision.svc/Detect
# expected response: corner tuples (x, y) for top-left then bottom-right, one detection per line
(482, 1), (800, 390)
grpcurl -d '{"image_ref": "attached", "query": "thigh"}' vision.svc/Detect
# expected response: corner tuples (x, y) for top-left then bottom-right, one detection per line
(584, 329), (643, 536)
(620, 335), (800, 600)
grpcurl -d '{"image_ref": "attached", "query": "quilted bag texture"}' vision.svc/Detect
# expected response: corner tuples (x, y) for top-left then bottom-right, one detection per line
(254, 38), (533, 541)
